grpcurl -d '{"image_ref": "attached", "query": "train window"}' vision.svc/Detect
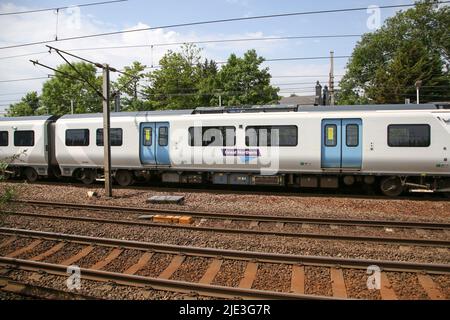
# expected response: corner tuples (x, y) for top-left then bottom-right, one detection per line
(143, 128), (152, 146)
(65, 129), (89, 146)
(0, 131), (8, 146)
(245, 126), (298, 147)
(96, 128), (123, 146)
(324, 125), (337, 147)
(188, 127), (236, 147)
(388, 124), (430, 147)
(14, 130), (34, 147)
(346, 124), (359, 147)
(158, 127), (168, 146)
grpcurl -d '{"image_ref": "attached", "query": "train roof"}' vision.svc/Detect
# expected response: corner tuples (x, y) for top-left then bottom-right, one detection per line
(59, 109), (194, 120)
(0, 115), (55, 121)
(2, 103), (448, 122)
(194, 103), (447, 113)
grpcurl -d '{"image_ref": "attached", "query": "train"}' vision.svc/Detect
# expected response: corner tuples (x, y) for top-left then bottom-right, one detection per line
(0, 103), (449, 197)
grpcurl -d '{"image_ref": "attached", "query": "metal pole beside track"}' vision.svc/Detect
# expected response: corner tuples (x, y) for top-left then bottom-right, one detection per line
(102, 64), (112, 197)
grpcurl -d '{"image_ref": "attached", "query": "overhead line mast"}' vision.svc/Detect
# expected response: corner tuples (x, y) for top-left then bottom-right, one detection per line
(29, 46), (141, 198)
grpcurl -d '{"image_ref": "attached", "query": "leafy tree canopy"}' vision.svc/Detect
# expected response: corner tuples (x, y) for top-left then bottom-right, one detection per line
(6, 91), (40, 117)
(337, 0), (450, 105)
(7, 46), (281, 115)
(112, 61), (151, 111)
(217, 49), (279, 106)
(40, 62), (103, 115)
(143, 44), (204, 110)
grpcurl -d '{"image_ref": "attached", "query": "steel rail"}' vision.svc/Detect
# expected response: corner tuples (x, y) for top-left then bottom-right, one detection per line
(4, 210), (450, 248)
(0, 257), (335, 300)
(12, 199), (450, 230)
(1, 228), (449, 274)
(0, 276), (98, 300)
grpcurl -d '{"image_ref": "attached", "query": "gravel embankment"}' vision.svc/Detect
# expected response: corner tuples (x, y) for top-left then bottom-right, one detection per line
(304, 266), (332, 296)
(7, 204), (448, 242)
(386, 272), (429, 299)
(211, 260), (246, 287)
(252, 263), (291, 292)
(1, 182), (449, 222)
(3, 215), (449, 264)
(1, 182), (449, 300)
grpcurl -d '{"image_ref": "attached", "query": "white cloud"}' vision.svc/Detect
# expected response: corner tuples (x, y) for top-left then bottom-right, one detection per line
(0, 2), (333, 108)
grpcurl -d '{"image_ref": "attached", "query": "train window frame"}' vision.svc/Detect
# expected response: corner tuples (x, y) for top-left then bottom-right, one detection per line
(65, 129), (89, 147)
(0, 131), (8, 146)
(96, 128), (123, 147)
(324, 124), (337, 147)
(346, 124), (359, 147)
(14, 130), (34, 147)
(188, 126), (236, 147)
(245, 125), (298, 147)
(143, 128), (152, 146)
(158, 126), (168, 147)
(387, 124), (431, 147)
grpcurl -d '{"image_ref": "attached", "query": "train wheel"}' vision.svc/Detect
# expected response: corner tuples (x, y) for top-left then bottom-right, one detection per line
(380, 176), (403, 197)
(24, 168), (38, 183)
(80, 169), (96, 185)
(115, 170), (134, 187)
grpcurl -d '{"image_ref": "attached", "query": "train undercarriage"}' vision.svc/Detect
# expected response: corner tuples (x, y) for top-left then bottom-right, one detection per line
(3, 165), (450, 198)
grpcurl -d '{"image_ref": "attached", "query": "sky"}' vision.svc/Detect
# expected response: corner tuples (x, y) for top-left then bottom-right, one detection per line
(0, 0), (431, 111)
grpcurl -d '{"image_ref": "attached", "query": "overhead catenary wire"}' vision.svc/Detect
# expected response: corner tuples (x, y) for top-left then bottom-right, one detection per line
(0, 0), (127, 16)
(0, 33), (360, 61)
(0, 92), (29, 96)
(29, 60), (89, 86)
(142, 55), (351, 70)
(2, 1), (450, 50)
(0, 76), (50, 83)
(65, 34), (362, 51)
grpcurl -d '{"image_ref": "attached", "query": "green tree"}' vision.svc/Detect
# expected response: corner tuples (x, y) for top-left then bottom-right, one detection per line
(217, 50), (279, 106)
(144, 44), (203, 110)
(113, 61), (151, 111)
(6, 91), (40, 116)
(196, 59), (220, 106)
(40, 62), (103, 115)
(338, 0), (450, 105)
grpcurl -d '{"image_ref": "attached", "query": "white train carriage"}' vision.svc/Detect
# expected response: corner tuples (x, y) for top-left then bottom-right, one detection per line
(54, 110), (189, 185)
(49, 104), (450, 196)
(0, 115), (57, 181)
(2, 103), (449, 196)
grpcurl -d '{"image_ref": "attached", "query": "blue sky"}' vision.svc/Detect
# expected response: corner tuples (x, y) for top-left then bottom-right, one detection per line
(0, 0), (423, 110)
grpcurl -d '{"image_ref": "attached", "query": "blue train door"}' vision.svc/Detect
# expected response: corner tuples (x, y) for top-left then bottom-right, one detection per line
(341, 119), (362, 168)
(321, 119), (362, 169)
(321, 119), (341, 168)
(140, 122), (170, 165)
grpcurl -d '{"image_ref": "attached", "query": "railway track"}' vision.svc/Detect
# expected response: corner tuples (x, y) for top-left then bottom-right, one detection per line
(12, 199), (450, 230)
(0, 228), (449, 300)
(0, 276), (97, 300)
(4, 179), (449, 202)
(4, 208), (450, 248)
(6, 199), (450, 247)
